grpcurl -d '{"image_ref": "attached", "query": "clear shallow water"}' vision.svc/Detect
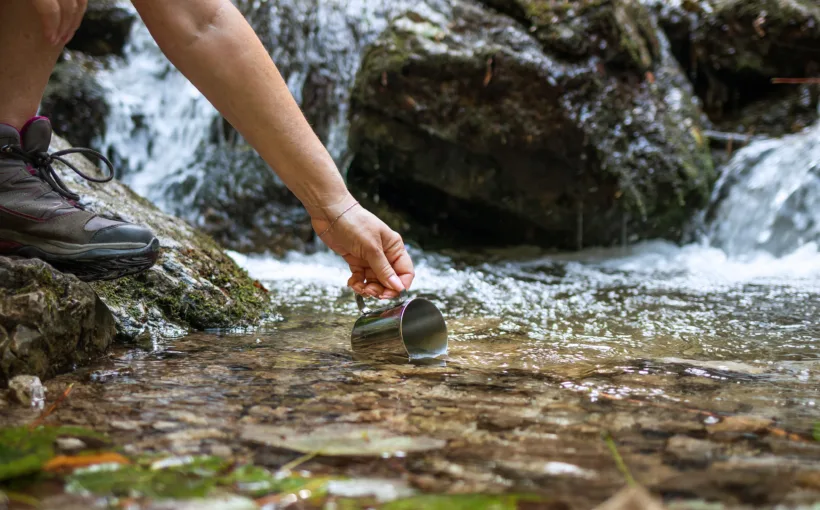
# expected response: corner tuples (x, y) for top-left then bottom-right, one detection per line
(229, 240), (820, 366)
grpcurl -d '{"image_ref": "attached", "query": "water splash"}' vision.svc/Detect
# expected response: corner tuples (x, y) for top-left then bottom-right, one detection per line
(705, 122), (820, 258)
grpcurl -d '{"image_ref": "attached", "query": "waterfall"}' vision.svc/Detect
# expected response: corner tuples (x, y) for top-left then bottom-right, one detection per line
(96, 0), (411, 213)
(704, 121), (820, 258)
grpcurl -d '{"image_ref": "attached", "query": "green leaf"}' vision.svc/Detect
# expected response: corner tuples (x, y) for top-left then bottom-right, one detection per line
(0, 426), (107, 482)
(66, 464), (217, 500)
(221, 464), (335, 498)
(813, 422), (820, 442)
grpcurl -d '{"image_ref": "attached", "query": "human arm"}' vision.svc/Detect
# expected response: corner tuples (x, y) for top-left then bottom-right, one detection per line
(129, 0), (414, 297)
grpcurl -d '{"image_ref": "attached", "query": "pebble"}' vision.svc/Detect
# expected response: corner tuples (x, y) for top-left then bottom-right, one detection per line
(168, 410), (209, 426)
(665, 435), (720, 464)
(250, 405), (290, 419)
(110, 420), (143, 431)
(209, 444), (234, 458)
(56, 438), (87, 451)
(8, 375), (46, 408)
(152, 421), (181, 431)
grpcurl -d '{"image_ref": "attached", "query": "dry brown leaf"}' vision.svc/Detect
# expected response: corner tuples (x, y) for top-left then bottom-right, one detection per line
(43, 452), (131, 472)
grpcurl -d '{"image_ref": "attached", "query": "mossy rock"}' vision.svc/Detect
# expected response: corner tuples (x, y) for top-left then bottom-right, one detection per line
(47, 135), (271, 340)
(347, 0), (714, 250)
(0, 258), (115, 385)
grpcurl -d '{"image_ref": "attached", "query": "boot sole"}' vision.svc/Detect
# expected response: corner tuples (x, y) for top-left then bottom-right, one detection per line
(7, 237), (161, 282)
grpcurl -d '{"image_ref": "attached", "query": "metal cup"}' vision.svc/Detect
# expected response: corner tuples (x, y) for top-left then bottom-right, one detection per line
(351, 290), (448, 362)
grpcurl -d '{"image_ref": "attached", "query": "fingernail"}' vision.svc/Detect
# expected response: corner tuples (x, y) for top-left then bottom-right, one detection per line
(388, 276), (405, 292)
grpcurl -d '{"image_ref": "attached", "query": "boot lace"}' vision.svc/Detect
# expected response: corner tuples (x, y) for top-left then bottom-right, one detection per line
(0, 143), (114, 203)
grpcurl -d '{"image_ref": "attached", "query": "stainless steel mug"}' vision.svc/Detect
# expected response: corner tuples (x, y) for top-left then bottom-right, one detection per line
(351, 290), (448, 362)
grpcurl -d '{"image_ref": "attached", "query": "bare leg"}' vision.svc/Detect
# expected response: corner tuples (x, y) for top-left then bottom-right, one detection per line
(0, 0), (64, 129)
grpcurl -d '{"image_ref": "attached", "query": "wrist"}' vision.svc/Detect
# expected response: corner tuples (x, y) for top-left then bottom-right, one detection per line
(303, 189), (357, 223)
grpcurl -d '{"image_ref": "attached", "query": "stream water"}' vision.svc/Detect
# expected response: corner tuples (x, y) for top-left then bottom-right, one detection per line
(5, 1), (819, 508)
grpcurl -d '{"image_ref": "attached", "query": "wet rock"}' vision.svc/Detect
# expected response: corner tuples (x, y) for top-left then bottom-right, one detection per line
(241, 423), (447, 456)
(664, 435), (720, 466)
(110, 420), (143, 431)
(7, 375), (46, 407)
(593, 485), (666, 510)
(56, 437), (87, 452)
(66, 0), (137, 57)
(348, 0), (714, 250)
(655, 470), (794, 505)
(45, 134), (271, 339)
(0, 258), (115, 385)
(164, 139), (313, 256)
(798, 471), (820, 490)
(152, 421), (181, 431)
(41, 57), (109, 149)
(642, 0), (820, 135)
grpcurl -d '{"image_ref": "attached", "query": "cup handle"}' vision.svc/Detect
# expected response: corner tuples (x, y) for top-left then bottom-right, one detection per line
(356, 289), (410, 314)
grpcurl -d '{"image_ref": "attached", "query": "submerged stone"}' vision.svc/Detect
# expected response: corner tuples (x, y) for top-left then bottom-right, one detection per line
(240, 423), (448, 456)
(348, 0), (714, 250)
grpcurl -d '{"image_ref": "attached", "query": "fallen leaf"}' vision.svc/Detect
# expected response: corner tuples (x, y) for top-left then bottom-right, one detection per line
(44, 452), (130, 472)
(483, 56), (494, 87)
(240, 424), (446, 457)
(707, 415), (772, 434)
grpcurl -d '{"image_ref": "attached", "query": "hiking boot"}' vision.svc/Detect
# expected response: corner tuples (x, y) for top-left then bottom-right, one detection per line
(0, 117), (160, 281)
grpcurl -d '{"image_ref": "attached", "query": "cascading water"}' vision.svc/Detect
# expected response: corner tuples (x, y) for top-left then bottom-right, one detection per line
(96, 0), (413, 212)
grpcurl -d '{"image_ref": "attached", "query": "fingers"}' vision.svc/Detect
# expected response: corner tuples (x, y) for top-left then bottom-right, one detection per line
(65, 0), (87, 44)
(383, 230), (415, 291)
(33, 0), (61, 44)
(57, 0), (78, 44)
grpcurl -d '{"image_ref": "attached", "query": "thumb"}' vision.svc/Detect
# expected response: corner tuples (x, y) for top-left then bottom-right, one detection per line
(366, 246), (405, 293)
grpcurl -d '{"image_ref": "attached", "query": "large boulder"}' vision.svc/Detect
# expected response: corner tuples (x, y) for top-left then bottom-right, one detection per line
(642, 0), (820, 136)
(48, 134), (271, 340)
(347, 0), (714, 250)
(0, 257), (115, 385)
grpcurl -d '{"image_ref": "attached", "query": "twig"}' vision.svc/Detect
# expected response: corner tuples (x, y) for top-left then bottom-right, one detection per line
(277, 451), (319, 474)
(28, 383), (74, 430)
(4, 491), (39, 507)
(772, 78), (820, 84)
(603, 432), (636, 487)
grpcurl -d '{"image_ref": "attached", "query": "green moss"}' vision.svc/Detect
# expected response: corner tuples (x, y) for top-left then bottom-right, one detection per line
(93, 230), (268, 334)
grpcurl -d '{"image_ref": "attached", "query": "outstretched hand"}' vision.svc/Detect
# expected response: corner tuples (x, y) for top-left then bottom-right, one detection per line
(32, 0), (88, 45)
(312, 202), (414, 300)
